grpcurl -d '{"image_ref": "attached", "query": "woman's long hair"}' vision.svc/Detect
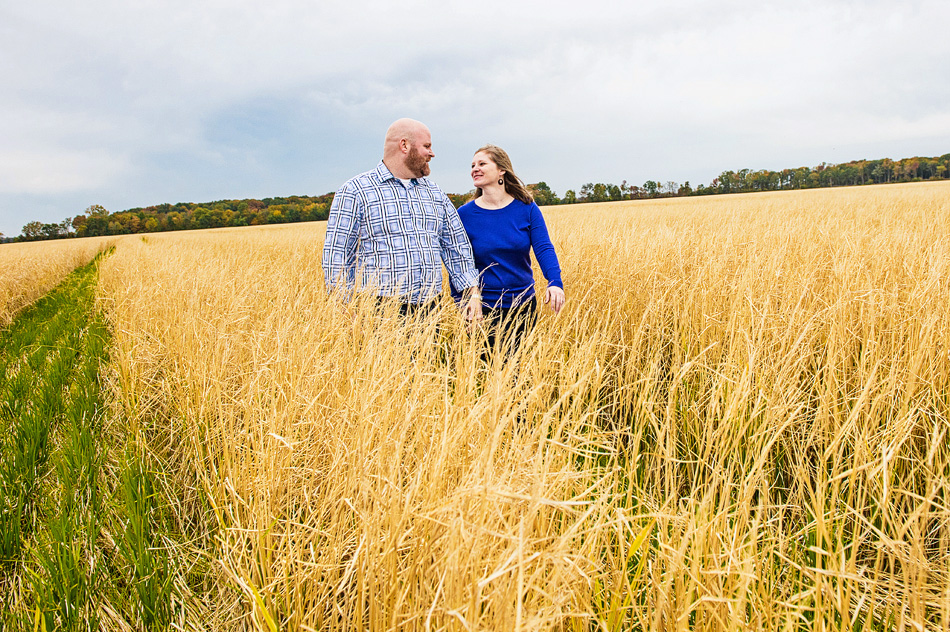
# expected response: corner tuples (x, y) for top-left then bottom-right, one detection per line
(473, 144), (533, 204)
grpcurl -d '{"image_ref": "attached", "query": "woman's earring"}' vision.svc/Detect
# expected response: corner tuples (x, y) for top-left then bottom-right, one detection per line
(498, 178), (504, 185)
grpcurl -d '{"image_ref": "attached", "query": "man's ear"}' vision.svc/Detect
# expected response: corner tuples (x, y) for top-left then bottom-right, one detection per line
(400, 138), (410, 154)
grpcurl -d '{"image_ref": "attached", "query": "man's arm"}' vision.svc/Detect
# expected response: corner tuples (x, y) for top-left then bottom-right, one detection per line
(437, 194), (479, 293)
(322, 183), (361, 294)
(436, 193), (482, 321)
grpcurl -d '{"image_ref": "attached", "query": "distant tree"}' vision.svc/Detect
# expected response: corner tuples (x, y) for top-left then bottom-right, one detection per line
(790, 167), (810, 189)
(193, 207), (210, 228)
(878, 159), (894, 183)
(71, 214), (88, 237)
(447, 191), (474, 208)
(737, 169), (752, 191)
(620, 180), (634, 199)
(82, 204), (111, 236)
(85, 204), (109, 218)
(715, 172), (734, 193)
(299, 203), (326, 221)
(621, 181), (643, 199)
(283, 205), (301, 223)
(124, 213), (141, 233)
(643, 180), (659, 198)
(207, 208), (225, 227)
(579, 183), (594, 202)
(562, 189), (577, 204)
(23, 221), (43, 240)
(607, 184), (622, 201)
(751, 171), (779, 191)
(591, 183), (608, 203)
(531, 182), (559, 206)
(901, 158), (920, 180)
(41, 223), (64, 239)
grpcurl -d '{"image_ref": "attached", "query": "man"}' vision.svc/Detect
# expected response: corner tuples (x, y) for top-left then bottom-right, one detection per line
(322, 118), (481, 320)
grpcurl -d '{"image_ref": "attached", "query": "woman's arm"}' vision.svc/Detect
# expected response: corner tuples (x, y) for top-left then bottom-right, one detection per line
(528, 202), (565, 313)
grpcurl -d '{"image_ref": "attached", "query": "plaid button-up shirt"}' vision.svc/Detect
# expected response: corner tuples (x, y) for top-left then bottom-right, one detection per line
(322, 161), (479, 304)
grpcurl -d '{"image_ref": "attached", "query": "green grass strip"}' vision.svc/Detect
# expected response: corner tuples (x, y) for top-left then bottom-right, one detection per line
(0, 251), (175, 630)
(0, 256), (108, 628)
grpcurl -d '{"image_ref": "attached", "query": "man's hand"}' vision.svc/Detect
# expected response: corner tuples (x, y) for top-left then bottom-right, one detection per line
(544, 286), (566, 315)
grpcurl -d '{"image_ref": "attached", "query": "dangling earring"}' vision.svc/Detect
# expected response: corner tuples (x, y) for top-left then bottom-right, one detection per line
(498, 178), (504, 185)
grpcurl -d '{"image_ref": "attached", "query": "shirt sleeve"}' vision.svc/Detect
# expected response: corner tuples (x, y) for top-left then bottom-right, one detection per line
(322, 182), (361, 293)
(437, 193), (479, 292)
(529, 202), (563, 289)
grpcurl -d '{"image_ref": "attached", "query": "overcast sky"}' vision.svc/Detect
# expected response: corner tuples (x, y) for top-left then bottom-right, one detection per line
(2, 0), (948, 237)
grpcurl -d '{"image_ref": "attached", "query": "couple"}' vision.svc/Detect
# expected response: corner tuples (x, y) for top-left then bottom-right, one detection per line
(322, 118), (565, 353)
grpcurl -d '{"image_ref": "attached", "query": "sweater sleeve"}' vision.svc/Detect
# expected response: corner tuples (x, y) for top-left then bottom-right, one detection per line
(528, 202), (563, 289)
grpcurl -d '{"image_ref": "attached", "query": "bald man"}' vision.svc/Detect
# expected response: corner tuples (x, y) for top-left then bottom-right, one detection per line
(322, 118), (481, 319)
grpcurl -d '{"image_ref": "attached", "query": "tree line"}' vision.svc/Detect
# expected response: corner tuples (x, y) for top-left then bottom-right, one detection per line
(15, 195), (334, 242)
(529, 153), (950, 205)
(7, 153), (948, 242)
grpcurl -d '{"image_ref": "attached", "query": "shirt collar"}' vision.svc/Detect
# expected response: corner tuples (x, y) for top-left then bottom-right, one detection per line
(375, 160), (425, 187)
(374, 160), (397, 183)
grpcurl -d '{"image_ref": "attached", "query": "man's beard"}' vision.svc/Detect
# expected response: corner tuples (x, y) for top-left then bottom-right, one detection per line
(407, 147), (431, 178)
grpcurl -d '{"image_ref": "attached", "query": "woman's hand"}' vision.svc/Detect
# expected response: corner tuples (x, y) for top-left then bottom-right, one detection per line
(544, 286), (566, 314)
(462, 289), (484, 326)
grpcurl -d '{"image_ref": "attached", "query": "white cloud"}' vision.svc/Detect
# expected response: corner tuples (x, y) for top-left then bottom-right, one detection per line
(1, 0), (949, 236)
(0, 148), (129, 195)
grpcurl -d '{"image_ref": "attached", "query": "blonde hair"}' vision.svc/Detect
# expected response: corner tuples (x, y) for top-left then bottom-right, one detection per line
(473, 144), (533, 204)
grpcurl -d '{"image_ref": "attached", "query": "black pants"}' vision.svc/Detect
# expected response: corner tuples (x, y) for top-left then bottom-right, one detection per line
(374, 297), (440, 318)
(483, 297), (538, 357)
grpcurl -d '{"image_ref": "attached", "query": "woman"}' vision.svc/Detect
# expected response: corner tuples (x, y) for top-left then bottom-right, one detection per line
(452, 144), (566, 354)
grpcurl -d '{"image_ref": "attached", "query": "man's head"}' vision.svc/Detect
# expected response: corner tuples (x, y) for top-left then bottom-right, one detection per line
(383, 118), (434, 179)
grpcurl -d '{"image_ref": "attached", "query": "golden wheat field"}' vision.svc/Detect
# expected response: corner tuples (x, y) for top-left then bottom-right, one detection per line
(5, 181), (950, 630)
(0, 236), (116, 326)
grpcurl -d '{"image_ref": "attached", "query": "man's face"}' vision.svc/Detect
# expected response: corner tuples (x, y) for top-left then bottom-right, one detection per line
(405, 130), (434, 178)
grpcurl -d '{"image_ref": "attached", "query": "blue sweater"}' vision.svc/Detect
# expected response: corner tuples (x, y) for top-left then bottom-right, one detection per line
(452, 198), (563, 308)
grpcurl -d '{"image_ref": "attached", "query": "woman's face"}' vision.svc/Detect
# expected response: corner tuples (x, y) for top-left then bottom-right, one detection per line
(471, 151), (503, 188)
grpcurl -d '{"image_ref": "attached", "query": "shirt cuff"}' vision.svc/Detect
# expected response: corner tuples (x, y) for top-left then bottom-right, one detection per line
(452, 270), (479, 292)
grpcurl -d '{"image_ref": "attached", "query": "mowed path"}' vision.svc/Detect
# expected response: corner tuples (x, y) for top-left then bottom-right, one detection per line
(0, 253), (172, 629)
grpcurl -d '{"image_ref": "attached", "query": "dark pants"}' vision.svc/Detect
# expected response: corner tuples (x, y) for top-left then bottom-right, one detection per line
(374, 297), (440, 318)
(483, 297), (538, 358)
(399, 301), (439, 318)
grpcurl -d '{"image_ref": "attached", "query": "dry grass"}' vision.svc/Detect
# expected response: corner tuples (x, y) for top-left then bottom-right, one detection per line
(0, 236), (117, 326)
(95, 182), (950, 630)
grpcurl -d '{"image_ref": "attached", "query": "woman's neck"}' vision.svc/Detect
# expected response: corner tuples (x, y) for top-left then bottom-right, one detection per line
(477, 186), (514, 209)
